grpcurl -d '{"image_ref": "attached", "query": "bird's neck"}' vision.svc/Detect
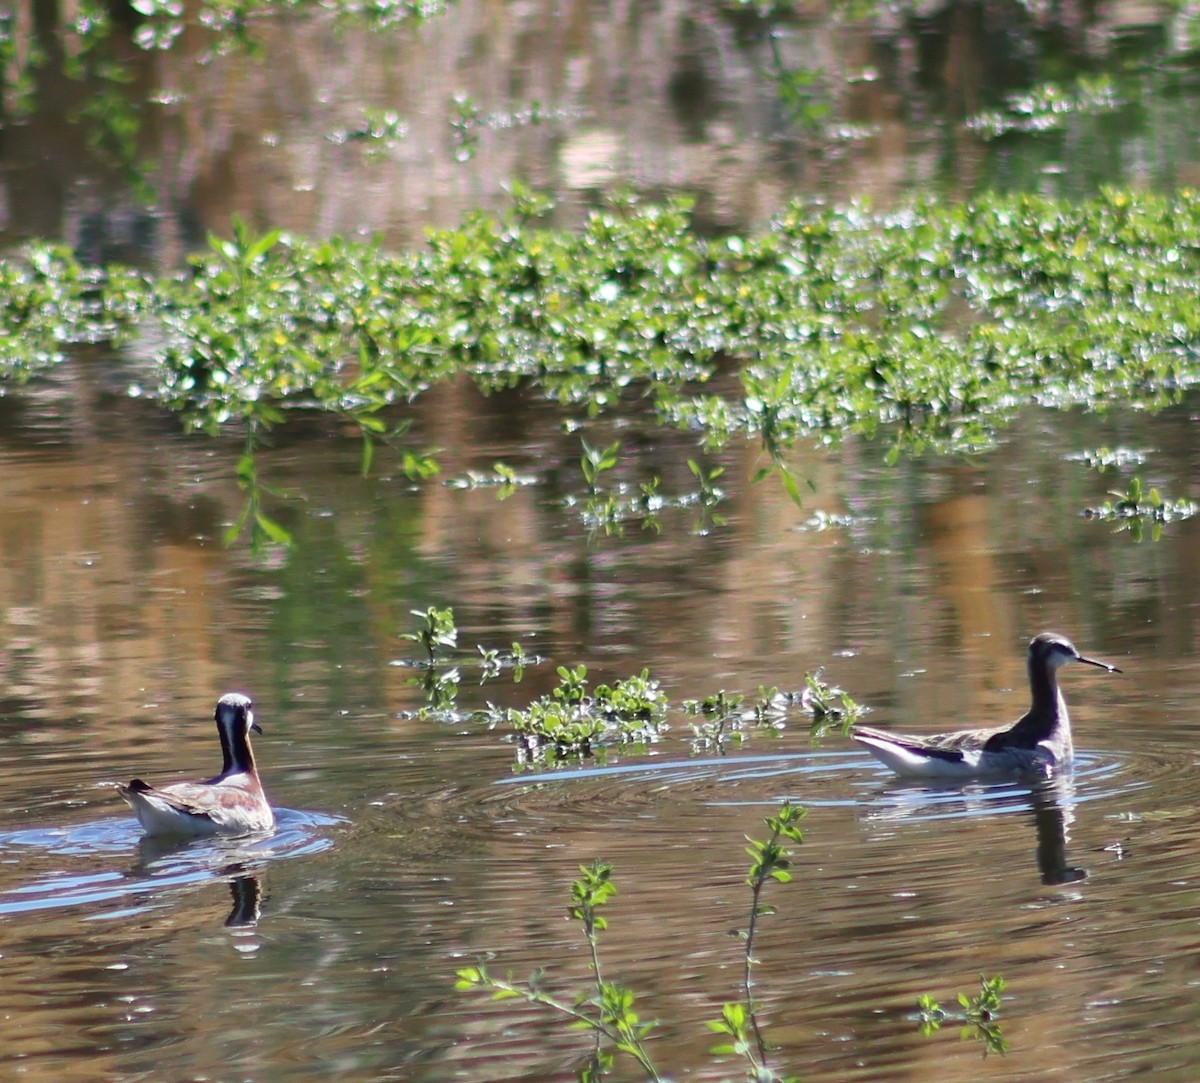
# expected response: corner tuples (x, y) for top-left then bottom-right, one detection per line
(215, 721), (256, 779)
(1011, 662), (1070, 743)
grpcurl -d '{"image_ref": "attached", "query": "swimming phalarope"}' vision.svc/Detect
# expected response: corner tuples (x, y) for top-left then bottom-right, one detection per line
(851, 632), (1120, 779)
(118, 693), (276, 837)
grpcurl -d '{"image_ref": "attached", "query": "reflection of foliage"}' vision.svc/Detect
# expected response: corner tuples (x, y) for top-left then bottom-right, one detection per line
(1, 0), (452, 201)
(128, 0), (449, 54)
(770, 61), (830, 132)
(0, 7), (41, 117)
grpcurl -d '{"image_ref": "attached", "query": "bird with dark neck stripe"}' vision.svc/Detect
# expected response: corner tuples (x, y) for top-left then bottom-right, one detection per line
(118, 693), (275, 837)
(851, 633), (1120, 779)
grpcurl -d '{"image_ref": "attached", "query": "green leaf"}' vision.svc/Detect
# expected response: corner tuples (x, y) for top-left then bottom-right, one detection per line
(777, 464), (804, 508)
(253, 508), (293, 545)
(246, 228), (283, 263)
(357, 412), (388, 433)
(361, 431), (375, 477)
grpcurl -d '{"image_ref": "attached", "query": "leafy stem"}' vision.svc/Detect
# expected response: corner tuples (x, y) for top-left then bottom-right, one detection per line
(726, 803), (806, 1077)
(457, 860), (662, 1080)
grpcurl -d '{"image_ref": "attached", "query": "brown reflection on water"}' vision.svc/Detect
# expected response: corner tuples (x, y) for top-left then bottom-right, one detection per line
(0, 442), (225, 724)
(921, 466), (1019, 723)
(7, 1), (1182, 259)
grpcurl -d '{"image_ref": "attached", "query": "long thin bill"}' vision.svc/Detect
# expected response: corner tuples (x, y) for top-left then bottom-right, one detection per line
(1078, 654), (1121, 673)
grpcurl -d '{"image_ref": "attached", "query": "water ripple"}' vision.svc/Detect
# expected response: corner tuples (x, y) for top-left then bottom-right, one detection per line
(486, 747), (1147, 822)
(0, 808), (344, 918)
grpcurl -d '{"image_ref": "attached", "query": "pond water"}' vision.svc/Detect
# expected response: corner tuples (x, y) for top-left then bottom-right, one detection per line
(6, 1), (1200, 1080)
(2, 368), (1199, 1080)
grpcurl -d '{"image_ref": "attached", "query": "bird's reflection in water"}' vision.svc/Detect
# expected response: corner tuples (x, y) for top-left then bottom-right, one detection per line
(126, 833), (268, 927)
(1028, 774), (1087, 885)
(225, 873), (264, 926)
(859, 770), (1090, 884)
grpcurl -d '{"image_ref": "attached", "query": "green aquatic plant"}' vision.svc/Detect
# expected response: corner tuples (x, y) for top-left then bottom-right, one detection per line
(581, 439), (621, 494)
(331, 108), (410, 154)
(1083, 475), (1198, 540)
(680, 675), (862, 753)
(456, 804), (808, 1081)
(683, 690), (749, 751)
(443, 461), (536, 498)
(504, 665), (670, 765)
(0, 243), (134, 381)
(566, 440), (729, 537)
(1068, 446), (1149, 472)
(457, 861), (662, 1081)
(801, 668), (867, 738)
(401, 605), (459, 664)
(917, 974), (1008, 1056)
(10, 191), (1200, 512)
(447, 94), (567, 163)
(714, 802), (806, 1082)
(968, 76), (1120, 139)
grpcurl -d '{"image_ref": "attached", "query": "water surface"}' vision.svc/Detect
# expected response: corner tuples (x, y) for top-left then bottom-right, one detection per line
(5, 4), (1200, 1078)
(2, 382), (1199, 1080)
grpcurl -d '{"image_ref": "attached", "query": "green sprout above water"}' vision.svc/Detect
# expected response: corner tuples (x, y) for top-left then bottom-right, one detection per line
(443, 461), (538, 499)
(456, 809), (1010, 1077)
(713, 802), (807, 1083)
(568, 440), (728, 537)
(917, 973), (1008, 1057)
(456, 861), (660, 1080)
(456, 803), (809, 1082)
(1083, 476), (1198, 541)
(967, 76), (1120, 139)
(801, 668), (867, 738)
(1068, 446), (1149, 472)
(397, 608), (539, 702)
(401, 606), (459, 665)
